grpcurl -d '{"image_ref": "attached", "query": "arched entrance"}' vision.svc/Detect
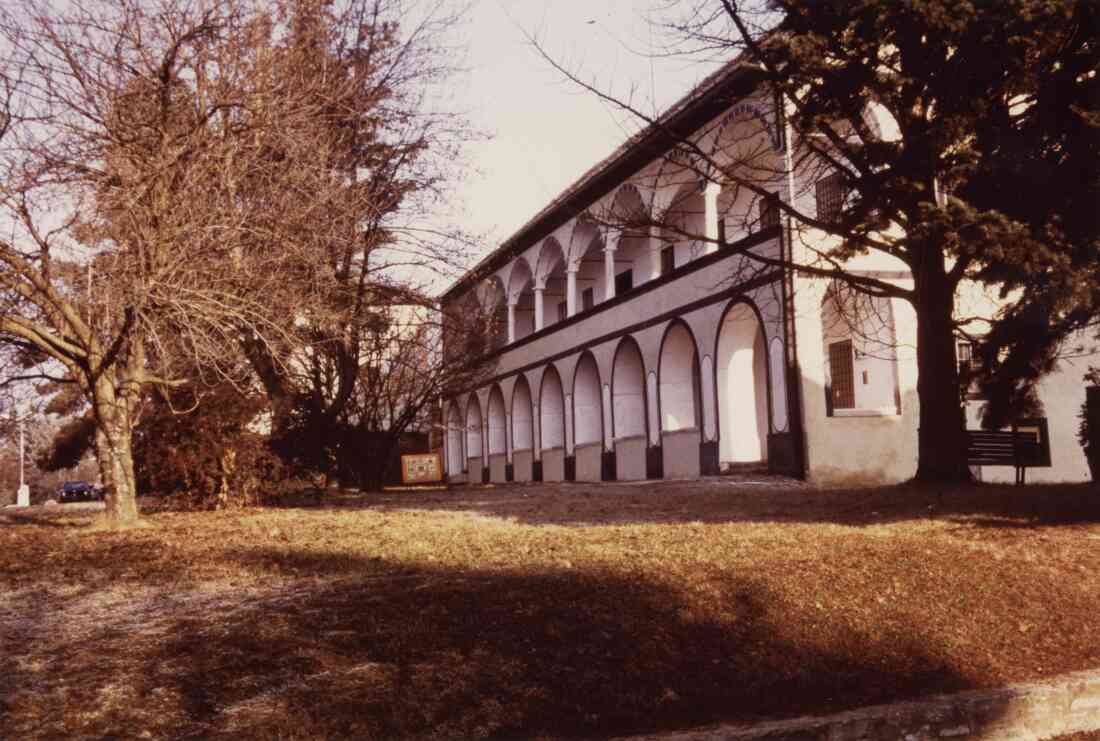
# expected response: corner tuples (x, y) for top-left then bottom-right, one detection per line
(612, 337), (647, 480)
(659, 321), (702, 478)
(446, 402), (464, 476)
(716, 302), (769, 466)
(572, 352), (604, 481)
(539, 366), (566, 481)
(512, 376), (534, 481)
(487, 386), (507, 481)
(465, 397), (483, 478)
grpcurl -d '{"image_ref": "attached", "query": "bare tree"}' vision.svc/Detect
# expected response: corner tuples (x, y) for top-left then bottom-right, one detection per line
(0, 0), (476, 524)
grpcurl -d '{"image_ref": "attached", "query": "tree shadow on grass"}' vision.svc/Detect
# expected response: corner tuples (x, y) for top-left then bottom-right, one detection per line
(117, 550), (1004, 739)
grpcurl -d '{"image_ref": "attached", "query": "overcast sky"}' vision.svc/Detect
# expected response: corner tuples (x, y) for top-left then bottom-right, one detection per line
(453, 0), (724, 263)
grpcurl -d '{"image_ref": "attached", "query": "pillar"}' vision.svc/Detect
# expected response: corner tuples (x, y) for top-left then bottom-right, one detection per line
(704, 180), (721, 254)
(507, 302), (516, 344)
(566, 268), (578, 317)
(534, 286), (545, 330)
(604, 232), (619, 300)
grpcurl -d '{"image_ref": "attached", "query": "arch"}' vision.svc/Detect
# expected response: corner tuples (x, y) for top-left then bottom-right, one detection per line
(658, 319), (702, 432)
(539, 365), (565, 451)
(607, 185), (653, 292)
(478, 276), (507, 350)
(714, 300), (771, 464)
(446, 401), (465, 474)
(487, 385), (506, 455)
(507, 257), (536, 342)
(660, 182), (706, 272)
(536, 237), (568, 329)
(570, 217), (605, 311)
(511, 375), (534, 451)
(611, 336), (647, 442)
(572, 351), (604, 447)
(465, 395), (483, 461)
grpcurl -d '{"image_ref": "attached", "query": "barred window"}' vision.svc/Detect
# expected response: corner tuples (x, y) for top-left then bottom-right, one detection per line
(815, 173), (848, 222)
(759, 192), (780, 229)
(828, 339), (855, 410)
(957, 341), (973, 376)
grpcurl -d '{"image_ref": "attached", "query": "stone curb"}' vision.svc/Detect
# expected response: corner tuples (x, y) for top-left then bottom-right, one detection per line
(619, 668), (1100, 741)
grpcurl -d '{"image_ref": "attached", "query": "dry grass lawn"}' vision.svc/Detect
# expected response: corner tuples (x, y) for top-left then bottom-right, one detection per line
(1, 477), (1099, 739)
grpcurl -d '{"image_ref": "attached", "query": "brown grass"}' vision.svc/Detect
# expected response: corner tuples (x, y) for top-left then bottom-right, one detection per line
(1, 478), (1099, 739)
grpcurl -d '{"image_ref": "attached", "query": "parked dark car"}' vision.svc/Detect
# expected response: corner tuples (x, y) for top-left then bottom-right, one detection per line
(57, 481), (103, 503)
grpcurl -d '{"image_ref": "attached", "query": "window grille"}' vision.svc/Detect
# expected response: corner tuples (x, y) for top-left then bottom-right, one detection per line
(828, 339), (855, 410)
(815, 173), (848, 222)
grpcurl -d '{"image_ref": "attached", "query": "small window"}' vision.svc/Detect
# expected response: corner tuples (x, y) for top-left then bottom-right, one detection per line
(957, 341), (973, 376)
(759, 192), (780, 229)
(828, 339), (855, 410)
(614, 270), (633, 296)
(581, 287), (594, 311)
(660, 246), (675, 275)
(815, 173), (848, 222)
(557, 301), (567, 322)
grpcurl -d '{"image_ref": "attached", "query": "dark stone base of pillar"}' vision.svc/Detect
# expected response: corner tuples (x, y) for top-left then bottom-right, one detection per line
(481, 467), (490, 484)
(533, 461), (543, 482)
(565, 455), (576, 482)
(699, 440), (720, 476)
(646, 445), (664, 479)
(601, 451), (616, 481)
(767, 433), (800, 476)
(505, 463), (514, 482)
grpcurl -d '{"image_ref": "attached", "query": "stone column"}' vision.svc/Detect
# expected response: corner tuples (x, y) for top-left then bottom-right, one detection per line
(506, 302), (516, 344)
(603, 245), (617, 300)
(703, 180), (721, 254)
(534, 287), (545, 331)
(566, 268), (578, 317)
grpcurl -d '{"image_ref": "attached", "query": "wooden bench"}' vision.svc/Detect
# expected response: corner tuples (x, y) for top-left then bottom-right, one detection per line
(965, 418), (1051, 484)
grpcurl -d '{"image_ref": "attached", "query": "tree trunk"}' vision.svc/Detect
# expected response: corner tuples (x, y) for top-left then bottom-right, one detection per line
(93, 401), (140, 525)
(912, 253), (971, 483)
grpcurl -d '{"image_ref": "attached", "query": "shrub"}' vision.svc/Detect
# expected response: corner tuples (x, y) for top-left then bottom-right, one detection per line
(1079, 367), (1100, 482)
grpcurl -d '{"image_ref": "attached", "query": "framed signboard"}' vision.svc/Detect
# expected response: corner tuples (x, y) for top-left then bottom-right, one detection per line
(400, 452), (444, 484)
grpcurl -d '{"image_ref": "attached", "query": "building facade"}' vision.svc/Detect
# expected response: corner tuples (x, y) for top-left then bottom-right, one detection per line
(439, 64), (1097, 487)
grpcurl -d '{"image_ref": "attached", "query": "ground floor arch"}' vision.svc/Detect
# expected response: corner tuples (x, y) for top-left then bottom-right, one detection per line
(446, 403), (464, 476)
(487, 386), (507, 481)
(659, 320), (702, 478)
(540, 366), (566, 481)
(716, 301), (770, 465)
(612, 337), (647, 480)
(573, 352), (604, 481)
(465, 397), (483, 477)
(512, 376), (535, 481)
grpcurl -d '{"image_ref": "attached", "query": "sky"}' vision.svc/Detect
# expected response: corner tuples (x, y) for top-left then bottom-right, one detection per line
(452, 0), (725, 269)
